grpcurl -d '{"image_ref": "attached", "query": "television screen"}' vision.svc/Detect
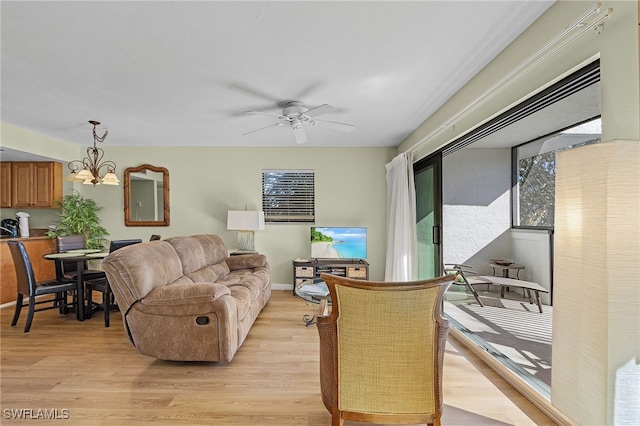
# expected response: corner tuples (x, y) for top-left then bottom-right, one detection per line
(311, 227), (367, 260)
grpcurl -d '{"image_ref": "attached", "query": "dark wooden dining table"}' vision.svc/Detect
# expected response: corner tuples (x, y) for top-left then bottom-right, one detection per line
(43, 250), (109, 321)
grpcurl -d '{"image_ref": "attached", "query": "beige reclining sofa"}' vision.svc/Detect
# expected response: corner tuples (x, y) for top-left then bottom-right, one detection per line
(102, 234), (271, 362)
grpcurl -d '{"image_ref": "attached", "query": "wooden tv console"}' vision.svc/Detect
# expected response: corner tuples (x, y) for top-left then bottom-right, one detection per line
(291, 258), (369, 295)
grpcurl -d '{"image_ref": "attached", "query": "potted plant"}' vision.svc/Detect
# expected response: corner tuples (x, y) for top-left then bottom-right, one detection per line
(48, 191), (109, 249)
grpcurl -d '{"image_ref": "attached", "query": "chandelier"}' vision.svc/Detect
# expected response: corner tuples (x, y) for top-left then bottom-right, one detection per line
(66, 120), (119, 186)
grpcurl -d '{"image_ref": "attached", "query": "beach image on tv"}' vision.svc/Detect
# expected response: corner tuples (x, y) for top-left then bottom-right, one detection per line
(311, 227), (367, 259)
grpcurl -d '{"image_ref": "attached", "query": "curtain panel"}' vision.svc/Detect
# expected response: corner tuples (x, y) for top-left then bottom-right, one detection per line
(385, 152), (417, 281)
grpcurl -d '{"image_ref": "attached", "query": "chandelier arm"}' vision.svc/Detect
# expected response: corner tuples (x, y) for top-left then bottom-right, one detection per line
(95, 160), (118, 177)
(81, 157), (93, 170)
(67, 160), (83, 173)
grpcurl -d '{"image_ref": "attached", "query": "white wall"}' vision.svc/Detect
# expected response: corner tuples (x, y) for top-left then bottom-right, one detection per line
(442, 147), (511, 275)
(510, 228), (552, 305)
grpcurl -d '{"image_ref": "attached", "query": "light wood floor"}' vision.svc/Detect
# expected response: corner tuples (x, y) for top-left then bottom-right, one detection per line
(0, 290), (556, 425)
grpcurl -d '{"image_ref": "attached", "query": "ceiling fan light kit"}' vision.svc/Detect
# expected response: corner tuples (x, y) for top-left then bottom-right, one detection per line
(244, 100), (354, 144)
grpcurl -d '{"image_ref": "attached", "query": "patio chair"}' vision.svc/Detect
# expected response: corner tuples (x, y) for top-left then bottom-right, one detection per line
(443, 263), (485, 307)
(316, 273), (453, 426)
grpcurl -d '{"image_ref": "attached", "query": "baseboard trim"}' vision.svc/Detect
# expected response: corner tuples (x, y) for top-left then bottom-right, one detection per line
(0, 300), (16, 309)
(271, 283), (293, 291)
(449, 328), (577, 426)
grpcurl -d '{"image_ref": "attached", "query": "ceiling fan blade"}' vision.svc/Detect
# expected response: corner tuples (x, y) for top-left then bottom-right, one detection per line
(242, 122), (283, 136)
(304, 103), (336, 119)
(230, 83), (281, 104)
(245, 110), (286, 119)
(312, 119), (355, 132)
(292, 125), (307, 144)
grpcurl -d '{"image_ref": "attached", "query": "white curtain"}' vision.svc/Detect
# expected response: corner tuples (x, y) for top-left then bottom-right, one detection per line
(385, 152), (417, 281)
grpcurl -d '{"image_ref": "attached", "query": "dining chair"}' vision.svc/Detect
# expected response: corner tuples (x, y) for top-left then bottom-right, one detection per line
(85, 239), (142, 327)
(316, 273), (453, 426)
(8, 241), (79, 332)
(55, 235), (105, 283)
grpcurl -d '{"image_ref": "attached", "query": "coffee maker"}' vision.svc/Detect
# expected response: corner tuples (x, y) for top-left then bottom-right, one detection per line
(1, 219), (19, 238)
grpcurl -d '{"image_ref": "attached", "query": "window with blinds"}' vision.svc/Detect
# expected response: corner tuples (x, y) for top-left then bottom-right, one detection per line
(262, 170), (315, 223)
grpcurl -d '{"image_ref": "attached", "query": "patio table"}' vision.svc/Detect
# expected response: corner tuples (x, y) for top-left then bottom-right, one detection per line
(476, 275), (549, 313)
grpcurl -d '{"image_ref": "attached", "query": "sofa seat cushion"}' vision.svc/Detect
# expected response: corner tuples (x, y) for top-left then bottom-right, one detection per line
(216, 269), (269, 320)
(137, 282), (232, 316)
(217, 269), (268, 298)
(227, 285), (252, 321)
(185, 261), (230, 284)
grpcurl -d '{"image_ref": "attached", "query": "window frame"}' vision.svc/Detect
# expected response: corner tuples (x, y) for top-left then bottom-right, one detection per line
(511, 116), (602, 230)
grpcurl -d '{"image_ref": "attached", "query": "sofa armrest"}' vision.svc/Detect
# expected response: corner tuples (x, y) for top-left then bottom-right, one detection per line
(226, 254), (268, 271)
(141, 282), (231, 306)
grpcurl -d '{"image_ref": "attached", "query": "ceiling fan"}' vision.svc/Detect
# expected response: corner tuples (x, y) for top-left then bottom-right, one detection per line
(243, 101), (355, 144)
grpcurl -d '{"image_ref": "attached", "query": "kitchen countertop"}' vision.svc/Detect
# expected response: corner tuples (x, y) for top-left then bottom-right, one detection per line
(0, 234), (52, 242)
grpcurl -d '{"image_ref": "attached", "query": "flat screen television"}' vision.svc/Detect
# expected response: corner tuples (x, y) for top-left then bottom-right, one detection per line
(310, 227), (367, 260)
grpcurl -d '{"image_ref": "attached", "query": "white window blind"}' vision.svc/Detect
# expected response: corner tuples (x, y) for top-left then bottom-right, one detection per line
(262, 169), (315, 223)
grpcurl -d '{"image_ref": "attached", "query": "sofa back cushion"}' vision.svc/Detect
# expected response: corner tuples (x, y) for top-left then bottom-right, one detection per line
(165, 235), (229, 277)
(103, 240), (186, 312)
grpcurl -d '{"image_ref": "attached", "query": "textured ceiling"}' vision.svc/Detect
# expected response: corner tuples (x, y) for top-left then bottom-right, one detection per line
(1, 1), (554, 151)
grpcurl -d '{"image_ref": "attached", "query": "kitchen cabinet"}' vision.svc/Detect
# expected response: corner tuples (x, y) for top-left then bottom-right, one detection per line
(0, 162), (11, 208)
(8, 162), (62, 208)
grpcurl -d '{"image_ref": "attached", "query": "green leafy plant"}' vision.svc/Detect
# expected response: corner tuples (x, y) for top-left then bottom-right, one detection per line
(47, 191), (108, 249)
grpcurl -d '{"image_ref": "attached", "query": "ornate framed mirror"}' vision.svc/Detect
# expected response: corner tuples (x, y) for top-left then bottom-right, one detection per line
(124, 164), (170, 226)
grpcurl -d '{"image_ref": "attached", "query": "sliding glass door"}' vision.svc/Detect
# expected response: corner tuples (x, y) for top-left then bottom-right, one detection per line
(414, 153), (442, 279)
(432, 60), (600, 398)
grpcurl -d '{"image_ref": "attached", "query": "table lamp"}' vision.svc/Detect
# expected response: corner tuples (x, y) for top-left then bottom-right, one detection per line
(227, 210), (265, 253)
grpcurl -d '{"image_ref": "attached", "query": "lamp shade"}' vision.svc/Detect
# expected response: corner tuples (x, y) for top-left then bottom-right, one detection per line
(227, 211), (265, 231)
(66, 170), (84, 182)
(101, 171), (120, 185)
(552, 140), (640, 424)
(76, 168), (95, 181)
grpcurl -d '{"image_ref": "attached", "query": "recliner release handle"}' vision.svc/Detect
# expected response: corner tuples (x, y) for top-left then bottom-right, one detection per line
(195, 316), (210, 325)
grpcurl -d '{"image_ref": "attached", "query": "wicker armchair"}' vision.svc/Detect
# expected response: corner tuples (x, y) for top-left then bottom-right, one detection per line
(316, 273), (453, 426)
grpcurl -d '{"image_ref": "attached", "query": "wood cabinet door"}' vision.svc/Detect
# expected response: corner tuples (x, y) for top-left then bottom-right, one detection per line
(10, 162), (33, 207)
(32, 162), (62, 207)
(0, 162), (11, 207)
